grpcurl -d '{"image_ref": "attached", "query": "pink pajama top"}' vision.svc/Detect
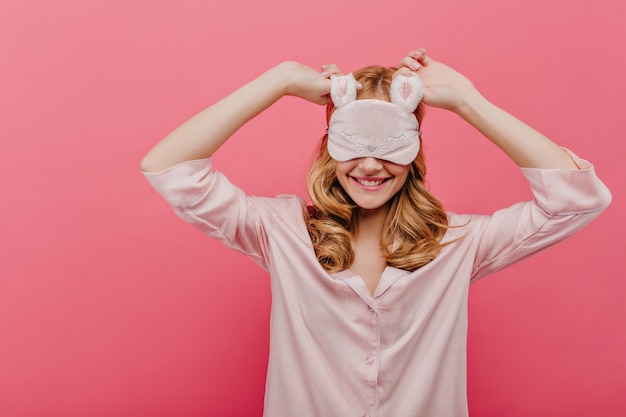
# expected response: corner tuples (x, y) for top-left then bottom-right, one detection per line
(143, 150), (611, 417)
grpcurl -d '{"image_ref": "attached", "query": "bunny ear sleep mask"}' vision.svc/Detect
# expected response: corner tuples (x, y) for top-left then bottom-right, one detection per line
(327, 72), (424, 166)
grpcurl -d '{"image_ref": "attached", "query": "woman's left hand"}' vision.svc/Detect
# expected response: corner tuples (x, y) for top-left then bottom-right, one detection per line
(397, 49), (478, 113)
(397, 49), (580, 169)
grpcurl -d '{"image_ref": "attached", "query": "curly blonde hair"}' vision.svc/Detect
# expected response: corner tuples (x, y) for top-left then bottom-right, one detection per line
(305, 66), (451, 274)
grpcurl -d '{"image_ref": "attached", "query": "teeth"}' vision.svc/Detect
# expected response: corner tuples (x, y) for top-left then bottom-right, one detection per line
(357, 178), (384, 187)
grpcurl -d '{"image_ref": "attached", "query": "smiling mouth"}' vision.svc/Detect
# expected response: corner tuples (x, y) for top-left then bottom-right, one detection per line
(351, 177), (391, 187)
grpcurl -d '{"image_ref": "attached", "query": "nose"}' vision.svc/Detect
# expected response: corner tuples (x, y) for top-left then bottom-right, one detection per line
(358, 157), (383, 173)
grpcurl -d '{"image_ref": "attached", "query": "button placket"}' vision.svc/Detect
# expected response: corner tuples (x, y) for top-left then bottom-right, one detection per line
(359, 298), (380, 417)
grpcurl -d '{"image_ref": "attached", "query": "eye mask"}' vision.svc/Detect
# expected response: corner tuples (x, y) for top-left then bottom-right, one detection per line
(327, 72), (424, 165)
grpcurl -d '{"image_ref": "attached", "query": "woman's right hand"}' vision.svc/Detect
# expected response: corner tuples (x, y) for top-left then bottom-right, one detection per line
(279, 61), (343, 106)
(141, 61), (345, 172)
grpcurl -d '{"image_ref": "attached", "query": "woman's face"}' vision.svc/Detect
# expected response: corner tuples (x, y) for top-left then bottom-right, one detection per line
(335, 157), (410, 211)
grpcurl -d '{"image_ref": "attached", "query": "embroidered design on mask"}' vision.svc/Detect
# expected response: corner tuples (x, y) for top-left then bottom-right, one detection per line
(327, 72), (424, 166)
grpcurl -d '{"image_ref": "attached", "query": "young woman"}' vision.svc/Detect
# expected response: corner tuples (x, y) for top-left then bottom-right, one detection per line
(141, 49), (611, 417)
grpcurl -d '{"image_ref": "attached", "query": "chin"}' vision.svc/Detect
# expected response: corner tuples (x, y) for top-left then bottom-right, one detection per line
(353, 198), (391, 212)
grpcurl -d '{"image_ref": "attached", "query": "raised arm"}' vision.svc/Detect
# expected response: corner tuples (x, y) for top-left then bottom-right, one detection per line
(398, 49), (578, 169)
(140, 61), (337, 172)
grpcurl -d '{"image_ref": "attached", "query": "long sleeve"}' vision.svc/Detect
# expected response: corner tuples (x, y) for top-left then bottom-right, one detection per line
(468, 149), (612, 282)
(142, 157), (303, 271)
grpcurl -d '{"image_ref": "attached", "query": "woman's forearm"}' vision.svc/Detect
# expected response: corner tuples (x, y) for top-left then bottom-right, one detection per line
(140, 64), (291, 173)
(455, 90), (579, 169)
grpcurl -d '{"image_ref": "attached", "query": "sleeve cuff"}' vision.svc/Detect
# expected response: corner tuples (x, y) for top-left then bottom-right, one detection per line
(142, 157), (214, 207)
(519, 148), (612, 215)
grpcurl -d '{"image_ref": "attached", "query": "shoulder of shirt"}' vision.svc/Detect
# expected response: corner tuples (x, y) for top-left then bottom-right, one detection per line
(250, 193), (307, 220)
(443, 211), (486, 241)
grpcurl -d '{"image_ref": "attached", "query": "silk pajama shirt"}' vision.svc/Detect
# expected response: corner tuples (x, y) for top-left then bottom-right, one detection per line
(143, 149), (610, 417)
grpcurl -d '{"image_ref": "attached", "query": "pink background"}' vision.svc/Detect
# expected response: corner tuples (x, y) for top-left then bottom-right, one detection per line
(1, 0), (625, 415)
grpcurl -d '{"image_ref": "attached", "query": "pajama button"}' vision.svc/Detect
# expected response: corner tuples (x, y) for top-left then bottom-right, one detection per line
(365, 357), (374, 366)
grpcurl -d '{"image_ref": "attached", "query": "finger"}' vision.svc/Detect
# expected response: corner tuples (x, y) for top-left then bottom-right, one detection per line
(316, 94), (331, 106)
(320, 64), (361, 89)
(321, 64), (343, 78)
(408, 48), (426, 59)
(408, 48), (434, 66)
(417, 55), (434, 66)
(398, 56), (422, 71)
(393, 67), (415, 78)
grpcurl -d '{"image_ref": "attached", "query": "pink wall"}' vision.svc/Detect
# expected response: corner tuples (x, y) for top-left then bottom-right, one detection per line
(1, 0), (624, 415)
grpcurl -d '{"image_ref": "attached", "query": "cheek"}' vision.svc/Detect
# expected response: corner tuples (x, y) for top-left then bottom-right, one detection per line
(335, 161), (356, 177)
(388, 164), (410, 181)
(398, 169), (410, 183)
(334, 163), (350, 190)
(389, 167), (410, 193)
